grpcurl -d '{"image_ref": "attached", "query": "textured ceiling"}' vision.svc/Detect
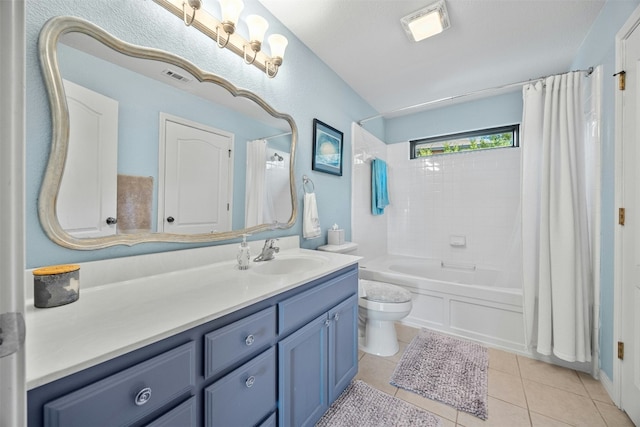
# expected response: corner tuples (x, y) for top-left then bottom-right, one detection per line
(259, 0), (606, 116)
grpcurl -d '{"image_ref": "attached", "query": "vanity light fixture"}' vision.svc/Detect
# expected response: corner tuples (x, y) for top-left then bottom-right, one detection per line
(182, 0), (202, 26)
(217, 0), (243, 48)
(266, 34), (288, 78)
(154, 0), (288, 78)
(244, 14), (268, 64)
(400, 0), (450, 42)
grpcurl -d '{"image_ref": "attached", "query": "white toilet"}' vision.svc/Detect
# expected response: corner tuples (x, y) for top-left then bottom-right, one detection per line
(317, 242), (413, 357)
(357, 279), (412, 356)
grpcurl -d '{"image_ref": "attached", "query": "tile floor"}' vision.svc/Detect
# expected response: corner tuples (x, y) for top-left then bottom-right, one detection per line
(355, 324), (635, 427)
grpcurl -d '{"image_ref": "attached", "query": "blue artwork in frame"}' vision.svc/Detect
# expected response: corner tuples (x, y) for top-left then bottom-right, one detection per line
(312, 119), (344, 176)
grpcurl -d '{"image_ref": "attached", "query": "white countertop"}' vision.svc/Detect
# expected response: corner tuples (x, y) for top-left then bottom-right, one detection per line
(25, 246), (359, 389)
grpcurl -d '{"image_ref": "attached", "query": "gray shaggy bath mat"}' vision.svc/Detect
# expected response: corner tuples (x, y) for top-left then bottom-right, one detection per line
(316, 380), (442, 427)
(390, 329), (488, 420)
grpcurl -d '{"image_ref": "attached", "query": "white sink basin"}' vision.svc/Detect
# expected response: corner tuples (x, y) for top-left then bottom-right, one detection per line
(252, 255), (328, 275)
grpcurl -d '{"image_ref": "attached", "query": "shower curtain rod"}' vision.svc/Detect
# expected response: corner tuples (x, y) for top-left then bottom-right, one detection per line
(357, 66), (594, 125)
(260, 131), (292, 141)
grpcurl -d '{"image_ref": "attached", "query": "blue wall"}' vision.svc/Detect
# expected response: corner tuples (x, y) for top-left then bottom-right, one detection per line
(26, 0), (377, 267)
(381, 91), (523, 144)
(571, 0), (640, 380)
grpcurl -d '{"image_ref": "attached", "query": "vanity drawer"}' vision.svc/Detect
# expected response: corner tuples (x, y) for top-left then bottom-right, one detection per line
(279, 268), (358, 336)
(204, 305), (276, 380)
(145, 397), (197, 427)
(204, 347), (277, 427)
(43, 342), (196, 427)
(258, 412), (277, 427)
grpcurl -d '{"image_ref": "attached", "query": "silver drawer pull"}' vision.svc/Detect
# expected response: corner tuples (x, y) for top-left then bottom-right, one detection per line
(334, 313), (340, 322)
(245, 334), (255, 346)
(245, 376), (256, 388)
(134, 387), (152, 406)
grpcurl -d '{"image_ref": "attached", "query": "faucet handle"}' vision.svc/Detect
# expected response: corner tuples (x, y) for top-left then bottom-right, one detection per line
(265, 238), (279, 248)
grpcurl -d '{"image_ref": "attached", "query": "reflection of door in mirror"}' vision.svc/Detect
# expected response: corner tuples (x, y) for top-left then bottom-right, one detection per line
(58, 79), (118, 238)
(159, 114), (233, 234)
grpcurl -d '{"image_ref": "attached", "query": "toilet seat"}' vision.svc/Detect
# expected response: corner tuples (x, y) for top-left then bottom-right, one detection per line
(359, 279), (412, 303)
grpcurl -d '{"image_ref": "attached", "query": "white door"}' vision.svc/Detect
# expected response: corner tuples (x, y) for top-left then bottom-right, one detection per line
(59, 79), (118, 238)
(0, 1), (25, 425)
(619, 7), (640, 425)
(159, 115), (233, 234)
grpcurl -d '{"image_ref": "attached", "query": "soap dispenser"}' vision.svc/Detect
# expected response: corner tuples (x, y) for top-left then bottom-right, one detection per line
(237, 234), (251, 270)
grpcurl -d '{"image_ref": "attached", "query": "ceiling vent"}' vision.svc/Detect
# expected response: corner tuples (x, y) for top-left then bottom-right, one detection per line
(161, 69), (191, 83)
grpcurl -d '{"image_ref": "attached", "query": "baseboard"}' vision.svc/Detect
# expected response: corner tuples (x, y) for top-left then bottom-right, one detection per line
(599, 369), (620, 407)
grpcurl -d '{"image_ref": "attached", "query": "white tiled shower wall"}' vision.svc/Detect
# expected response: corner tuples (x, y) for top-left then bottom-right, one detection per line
(386, 144), (521, 269)
(352, 124), (521, 271)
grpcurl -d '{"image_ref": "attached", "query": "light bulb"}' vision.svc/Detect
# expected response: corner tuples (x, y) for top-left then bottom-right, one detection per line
(219, 0), (244, 25)
(268, 34), (288, 62)
(246, 15), (268, 44)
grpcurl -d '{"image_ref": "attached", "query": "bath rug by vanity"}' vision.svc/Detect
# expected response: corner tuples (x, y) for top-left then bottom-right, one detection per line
(390, 329), (488, 420)
(316, 380), (441, 427)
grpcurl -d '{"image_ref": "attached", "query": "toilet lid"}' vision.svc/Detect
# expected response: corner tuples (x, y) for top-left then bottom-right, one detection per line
(359, 279), (412, 303)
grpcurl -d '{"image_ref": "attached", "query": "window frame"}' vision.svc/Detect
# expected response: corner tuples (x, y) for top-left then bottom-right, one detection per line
(409, 124), (520, 159)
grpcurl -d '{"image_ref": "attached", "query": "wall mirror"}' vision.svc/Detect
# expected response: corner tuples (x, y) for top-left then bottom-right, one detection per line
(38, 16), (297, 250)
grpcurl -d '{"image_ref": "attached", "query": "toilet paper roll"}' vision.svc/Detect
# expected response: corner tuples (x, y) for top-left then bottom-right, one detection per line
(328, 229), (345, 245)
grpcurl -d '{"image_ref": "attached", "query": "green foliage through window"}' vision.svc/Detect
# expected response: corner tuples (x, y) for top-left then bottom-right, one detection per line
(410, 125), (519, 159)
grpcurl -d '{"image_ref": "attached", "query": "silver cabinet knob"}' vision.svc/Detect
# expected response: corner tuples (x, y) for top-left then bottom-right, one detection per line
(334, 313), (340, 322)
(134, 387), (152, 406)
(245, 376), (255, 388)
(325, 319), (331, 327)
(245, 334), (255, 346)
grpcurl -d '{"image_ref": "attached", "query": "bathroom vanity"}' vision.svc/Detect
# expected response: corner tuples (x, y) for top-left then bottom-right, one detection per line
(26, 244), (359, 427)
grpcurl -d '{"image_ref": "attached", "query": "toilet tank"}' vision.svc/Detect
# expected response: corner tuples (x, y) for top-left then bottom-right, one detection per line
(317, 242), (359, 255)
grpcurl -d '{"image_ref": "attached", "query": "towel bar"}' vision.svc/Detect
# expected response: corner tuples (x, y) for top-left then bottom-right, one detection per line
(302, 175), (315, 194)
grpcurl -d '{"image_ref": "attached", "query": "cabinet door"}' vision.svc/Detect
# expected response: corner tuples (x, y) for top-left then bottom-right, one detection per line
(278, 313), (329, 427)
(328, 294), (359, 402)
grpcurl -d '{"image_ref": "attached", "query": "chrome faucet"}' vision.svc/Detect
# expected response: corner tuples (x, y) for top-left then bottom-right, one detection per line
(254, 239), (279, 262)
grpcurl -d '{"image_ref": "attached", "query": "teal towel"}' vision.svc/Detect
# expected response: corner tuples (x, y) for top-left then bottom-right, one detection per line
(371, 159), (389, 215)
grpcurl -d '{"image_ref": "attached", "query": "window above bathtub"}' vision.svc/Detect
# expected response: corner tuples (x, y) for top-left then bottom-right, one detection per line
(410, 124), (519, 158)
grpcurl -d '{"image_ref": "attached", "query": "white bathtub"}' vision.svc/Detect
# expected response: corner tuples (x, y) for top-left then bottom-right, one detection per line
(359, 255), (526, 352)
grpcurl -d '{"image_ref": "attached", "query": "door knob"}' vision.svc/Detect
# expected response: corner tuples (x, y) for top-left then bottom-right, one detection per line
(106, 217), (117, 225)
(167, 216), (175, 223)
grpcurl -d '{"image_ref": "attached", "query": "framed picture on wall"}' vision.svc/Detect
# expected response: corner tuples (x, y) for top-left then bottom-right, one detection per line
(312, 119), (344, 176)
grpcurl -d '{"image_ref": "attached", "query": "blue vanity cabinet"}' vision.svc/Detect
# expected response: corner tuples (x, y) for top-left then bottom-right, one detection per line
(278, 269), (359, 427)
(28, 264), (359, 427)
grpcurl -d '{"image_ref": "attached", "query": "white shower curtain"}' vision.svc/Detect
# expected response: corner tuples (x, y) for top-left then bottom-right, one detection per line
(245, 139), (267, 227)
(521, 71), (592, 363)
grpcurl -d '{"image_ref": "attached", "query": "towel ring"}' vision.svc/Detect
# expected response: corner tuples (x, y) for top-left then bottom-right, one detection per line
(302, 175), (315, 194)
